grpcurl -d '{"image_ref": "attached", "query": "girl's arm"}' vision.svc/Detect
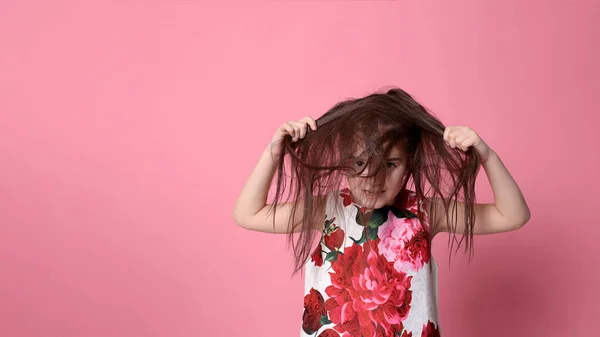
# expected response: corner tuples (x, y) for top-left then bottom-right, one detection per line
(232, 117), (325, 233)
(430, 126), (531, 237)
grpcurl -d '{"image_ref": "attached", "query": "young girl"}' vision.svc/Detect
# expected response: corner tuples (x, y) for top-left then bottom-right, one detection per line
(232, 87), (530, 337)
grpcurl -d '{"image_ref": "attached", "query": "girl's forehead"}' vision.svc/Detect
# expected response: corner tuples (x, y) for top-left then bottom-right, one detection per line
(351, 143), (406, 157)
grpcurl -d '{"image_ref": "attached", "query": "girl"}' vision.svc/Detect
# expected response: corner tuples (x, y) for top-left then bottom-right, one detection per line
(232, 87), (530, 337)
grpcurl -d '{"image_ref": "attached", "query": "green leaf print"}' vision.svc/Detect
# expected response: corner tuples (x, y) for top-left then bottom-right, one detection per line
(350, 203), (420, 243)
(390, 207), (414, 219)
(323, 217), (336, 232)
(368, 209), (387, 227)
(354, 205), (390, 228)
(324, 251), (338, 262)
(366, 226), (379, 240)
(349, 230), (367, 244)
(319, 315), (332, 325)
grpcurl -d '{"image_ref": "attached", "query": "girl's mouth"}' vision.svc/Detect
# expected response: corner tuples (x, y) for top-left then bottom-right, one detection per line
(364, 190), (385, 196)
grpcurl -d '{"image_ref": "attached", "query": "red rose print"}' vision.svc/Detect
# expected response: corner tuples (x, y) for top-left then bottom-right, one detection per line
(340, 189), (369, 214)
(398, 192), (428, 225)
(377, 217), (431, 272)
(406, 230), (430, 267)
(311, 244), (324, 267)
(421, 320), (440, 337)
(325, 227), (345, 250)
(302, 288), (327, 334)
(324, 239), (412, 337)
(340, 188), (353, 207)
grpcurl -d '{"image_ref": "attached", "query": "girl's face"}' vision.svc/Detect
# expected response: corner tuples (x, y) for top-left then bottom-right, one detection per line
(346, 144), (408, 209)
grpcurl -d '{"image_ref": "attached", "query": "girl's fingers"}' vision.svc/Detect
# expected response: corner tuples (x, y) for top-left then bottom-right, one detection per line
(446, 127), (472, 150)
(459, 139), (473, 151)
(443, 127), (452, 142)
(444, 126), (481, 152)
(287, 122), (302, 141)
(445, 126), (462, 144)
(298, 123), (308, 139)
(454, 132), (470, 145)
(300, 116), (317, 131)
(446, 128), (458, 148)
(284, 122), (296, 139)
(290, 120), (313, 140)
(279, 117), (317, 143)
(456, 139), (469, 151)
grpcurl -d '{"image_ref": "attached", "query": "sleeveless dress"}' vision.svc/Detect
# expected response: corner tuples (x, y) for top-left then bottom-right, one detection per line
(301, 188), (441, 337)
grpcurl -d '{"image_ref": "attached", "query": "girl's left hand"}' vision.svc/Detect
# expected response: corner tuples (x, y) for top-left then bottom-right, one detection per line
(444, 126), (493, 163)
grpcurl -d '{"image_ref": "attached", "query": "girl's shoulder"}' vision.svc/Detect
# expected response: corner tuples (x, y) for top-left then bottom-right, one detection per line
(396, 189), (432, 229)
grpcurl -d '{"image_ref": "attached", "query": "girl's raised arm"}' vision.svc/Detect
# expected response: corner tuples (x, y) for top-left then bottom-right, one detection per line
(232, 117), (325, 233)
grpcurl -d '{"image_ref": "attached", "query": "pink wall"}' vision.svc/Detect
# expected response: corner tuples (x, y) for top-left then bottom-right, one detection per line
(1, 1), (598, 336)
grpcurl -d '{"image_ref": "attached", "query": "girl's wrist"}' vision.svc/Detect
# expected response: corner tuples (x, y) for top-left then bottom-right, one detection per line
(266, 141), (283, 159)
(481, 149), (498, 166)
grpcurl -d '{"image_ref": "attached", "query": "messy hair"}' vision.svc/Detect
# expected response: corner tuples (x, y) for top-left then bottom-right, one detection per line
(270, 87), (480, 275)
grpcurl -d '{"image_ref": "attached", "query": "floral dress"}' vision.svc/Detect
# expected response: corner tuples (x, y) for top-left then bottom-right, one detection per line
(301, 188), (441, 337)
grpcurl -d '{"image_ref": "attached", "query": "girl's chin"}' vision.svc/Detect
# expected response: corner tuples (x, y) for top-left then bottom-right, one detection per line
(355, 196), (387, 209)
(349, 189), (394, 208)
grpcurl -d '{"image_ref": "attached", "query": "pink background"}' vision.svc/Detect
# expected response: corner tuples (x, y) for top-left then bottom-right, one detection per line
(1, 1), (599, 336)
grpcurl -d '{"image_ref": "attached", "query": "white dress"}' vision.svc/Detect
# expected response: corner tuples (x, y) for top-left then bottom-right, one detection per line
(301, 188), (441, 337)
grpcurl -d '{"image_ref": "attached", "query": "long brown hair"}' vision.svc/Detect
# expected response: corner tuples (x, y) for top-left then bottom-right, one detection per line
(270, 87), (480, 275)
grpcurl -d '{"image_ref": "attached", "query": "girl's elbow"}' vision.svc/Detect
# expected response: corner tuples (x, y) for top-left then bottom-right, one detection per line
(514, 210), (531, 229)
(232, 210), (249, 229)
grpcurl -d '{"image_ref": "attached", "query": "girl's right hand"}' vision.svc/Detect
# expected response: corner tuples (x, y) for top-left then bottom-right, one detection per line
(269, 117), (317, 155)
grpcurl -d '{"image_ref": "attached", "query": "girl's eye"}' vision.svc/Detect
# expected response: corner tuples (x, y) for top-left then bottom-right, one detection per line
(355, 161), (365, 167)
(387, 162), (397, 168)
